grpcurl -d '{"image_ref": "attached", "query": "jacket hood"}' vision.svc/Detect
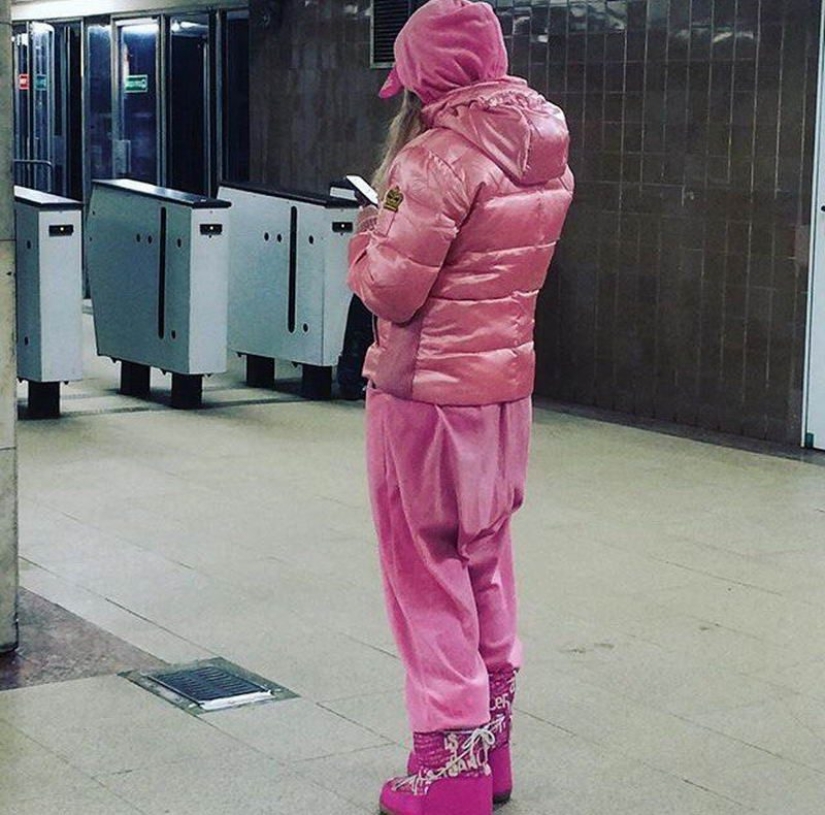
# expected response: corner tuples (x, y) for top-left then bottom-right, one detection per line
(423, 78), (570, 186)
(379, 0), (508, 105)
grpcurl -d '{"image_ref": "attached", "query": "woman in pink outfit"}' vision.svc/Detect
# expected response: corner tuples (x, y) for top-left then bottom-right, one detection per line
(347, 2), (573, 813)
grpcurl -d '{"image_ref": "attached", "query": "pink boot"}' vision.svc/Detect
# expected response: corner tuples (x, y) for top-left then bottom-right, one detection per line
(381, 726), (494, 815)
(487, 668), (517, 804)
(407, 670), (517, 805)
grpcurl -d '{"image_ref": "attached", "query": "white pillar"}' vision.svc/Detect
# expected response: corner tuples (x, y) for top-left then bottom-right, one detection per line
(0, 0), (19, 653)
(804, 14), (825, 451)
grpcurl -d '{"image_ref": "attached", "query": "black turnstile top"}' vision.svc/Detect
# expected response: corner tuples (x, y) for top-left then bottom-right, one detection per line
(92, 179), (232, 209)
(219, 181), (360, 209)
(14, 186), (83, 210)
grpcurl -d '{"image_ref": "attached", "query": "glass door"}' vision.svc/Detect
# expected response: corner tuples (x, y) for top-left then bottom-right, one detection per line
(167, 13), (211, 195)
(12, 25), (32, 186)
(52, 22), (83, 200)
(29, 22), (55, 192)
(12, 22), (56, 192)
(115, 18), (161, 184)
(15, 9), (249, 197)
(85, 18), (113, 198)
(220, 10), (250, 186)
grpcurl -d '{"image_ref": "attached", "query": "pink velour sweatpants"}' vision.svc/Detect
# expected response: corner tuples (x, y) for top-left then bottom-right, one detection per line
(365, 387), (530, 733)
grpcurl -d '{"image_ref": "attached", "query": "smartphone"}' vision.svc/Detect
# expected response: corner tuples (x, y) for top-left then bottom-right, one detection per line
(345, 175), (380, 207)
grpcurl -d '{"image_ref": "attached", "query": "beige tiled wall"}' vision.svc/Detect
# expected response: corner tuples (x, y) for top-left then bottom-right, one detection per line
(0, 0), (19, 653)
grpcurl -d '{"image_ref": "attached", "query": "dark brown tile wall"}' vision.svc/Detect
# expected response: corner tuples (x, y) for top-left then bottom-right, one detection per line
(504, 0), (821, 444)
(249, 0), (821, 445)
(249, 0), (393, 192)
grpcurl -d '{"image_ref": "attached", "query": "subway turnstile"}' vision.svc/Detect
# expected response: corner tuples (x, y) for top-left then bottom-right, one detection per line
(86, 179), (231, 408)
(14, 186), (84, 419)
(217, 184), (358, 399)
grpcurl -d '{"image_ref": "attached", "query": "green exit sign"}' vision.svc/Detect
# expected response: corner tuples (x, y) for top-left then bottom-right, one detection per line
(124, 74), (149, 93)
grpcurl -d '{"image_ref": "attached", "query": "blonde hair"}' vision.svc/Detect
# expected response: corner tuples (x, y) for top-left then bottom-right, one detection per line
(371, 91), (425, 199)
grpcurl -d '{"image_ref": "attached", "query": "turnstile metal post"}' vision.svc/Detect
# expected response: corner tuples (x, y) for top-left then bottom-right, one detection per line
(86, 180), (231, 409)
(27, 382), (61, 420)
(14, 186), (84, 419)
(120, 361), (151, 398)
(171, 374), (203, 410)
(246, 355), (275, 388)
(301, 365), (332, 400)
(218, 183), (357, 400)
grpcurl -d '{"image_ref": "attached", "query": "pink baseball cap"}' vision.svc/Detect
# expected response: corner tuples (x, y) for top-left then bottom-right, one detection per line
(379, 0), (508, 105)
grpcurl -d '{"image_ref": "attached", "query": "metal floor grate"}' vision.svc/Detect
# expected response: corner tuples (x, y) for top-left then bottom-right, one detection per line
(125, 658), (297, 713)
(152, 666), (273, 711)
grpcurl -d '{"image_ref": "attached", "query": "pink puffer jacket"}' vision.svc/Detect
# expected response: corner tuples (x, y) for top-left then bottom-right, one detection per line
(348, 76), (574, 406)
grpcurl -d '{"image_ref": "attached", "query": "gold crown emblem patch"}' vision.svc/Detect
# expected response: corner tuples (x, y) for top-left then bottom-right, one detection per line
(383, 186), (404, 213)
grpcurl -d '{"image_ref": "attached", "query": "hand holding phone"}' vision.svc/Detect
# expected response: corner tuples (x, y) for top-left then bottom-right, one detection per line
(345, 175), (380, 208)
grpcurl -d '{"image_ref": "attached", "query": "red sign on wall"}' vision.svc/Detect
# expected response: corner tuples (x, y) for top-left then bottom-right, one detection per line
(18, 74), (29, 91)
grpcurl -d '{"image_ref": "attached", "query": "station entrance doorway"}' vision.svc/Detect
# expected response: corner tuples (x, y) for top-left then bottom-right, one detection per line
(12, 9), (249, 201)
(12, 20), (83, 199)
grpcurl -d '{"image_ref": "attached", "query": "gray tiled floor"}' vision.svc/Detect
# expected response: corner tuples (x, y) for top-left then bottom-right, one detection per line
(2, 312), (825, 813)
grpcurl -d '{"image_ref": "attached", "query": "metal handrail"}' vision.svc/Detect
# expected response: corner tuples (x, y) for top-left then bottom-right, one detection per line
(13, 159), (55, 193)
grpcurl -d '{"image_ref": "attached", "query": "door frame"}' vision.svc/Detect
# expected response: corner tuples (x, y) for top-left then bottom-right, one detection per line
(804, 10), (825, 450)
(165, 12), (213, 195)
(112, 15), (164, 185)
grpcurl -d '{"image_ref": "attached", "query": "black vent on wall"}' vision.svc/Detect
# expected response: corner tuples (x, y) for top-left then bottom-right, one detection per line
(372, 0), (413, 66)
